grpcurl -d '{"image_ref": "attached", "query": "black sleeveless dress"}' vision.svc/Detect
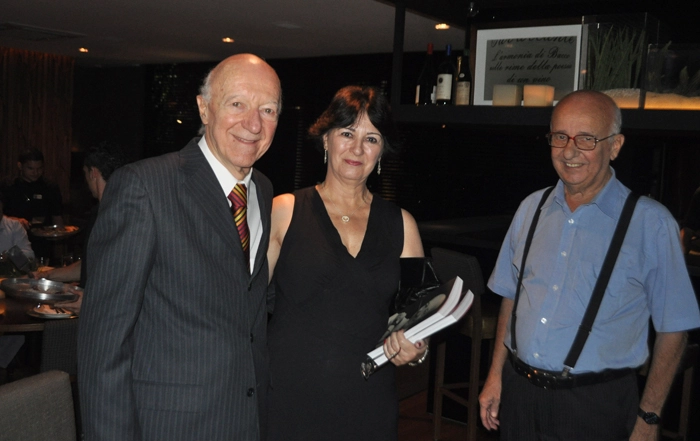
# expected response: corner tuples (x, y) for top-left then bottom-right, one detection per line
(267, 186), (404, 441)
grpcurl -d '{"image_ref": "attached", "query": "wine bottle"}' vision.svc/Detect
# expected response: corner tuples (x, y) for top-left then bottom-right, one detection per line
(415, 43), (436, 105)
(436, 44), (456, 105)
(455, 50), (472, 105)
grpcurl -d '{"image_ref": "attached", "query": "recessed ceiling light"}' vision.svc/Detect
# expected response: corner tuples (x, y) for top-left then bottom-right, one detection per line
(222, 37), (234, 43)
(435, 23), (450, 30)
(78, 47), (88, 53)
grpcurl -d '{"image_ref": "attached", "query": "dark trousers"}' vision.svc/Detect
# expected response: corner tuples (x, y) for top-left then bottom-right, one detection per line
(499, 361), (638, 441)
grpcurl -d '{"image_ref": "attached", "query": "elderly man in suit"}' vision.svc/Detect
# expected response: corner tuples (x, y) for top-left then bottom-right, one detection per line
(78, 53), (282, 441)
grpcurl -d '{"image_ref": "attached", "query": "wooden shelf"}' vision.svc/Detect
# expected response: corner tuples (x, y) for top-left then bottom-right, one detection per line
(393, 105), (700, 134)
(386, 1), (700, 136)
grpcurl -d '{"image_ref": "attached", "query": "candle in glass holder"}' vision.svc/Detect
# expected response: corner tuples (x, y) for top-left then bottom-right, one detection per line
(492, 84), (522, 106)
(523, 85), (555, 107)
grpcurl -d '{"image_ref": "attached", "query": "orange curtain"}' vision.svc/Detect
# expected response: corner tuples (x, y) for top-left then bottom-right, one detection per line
(1, 47), (74, 205)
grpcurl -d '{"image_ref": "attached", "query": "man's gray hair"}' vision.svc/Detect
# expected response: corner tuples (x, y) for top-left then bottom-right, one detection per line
(199, 68), (214, 104)
(197, 69), (215, 135)
(611, 103), (622, 134)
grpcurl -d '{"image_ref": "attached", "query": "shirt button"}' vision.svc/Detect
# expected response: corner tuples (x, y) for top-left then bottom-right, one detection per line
(568, 219), (574, 224)
(534, 352), (540, 358)
(541, 317), (547, 324)
(561, 251), (567, 257)
(552, 285), (558, 291)
(250, 333), (254, 343)
(247, 388), (255, 397)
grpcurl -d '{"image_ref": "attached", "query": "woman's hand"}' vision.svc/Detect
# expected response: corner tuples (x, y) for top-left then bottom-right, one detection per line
(383, 330), (428, 367)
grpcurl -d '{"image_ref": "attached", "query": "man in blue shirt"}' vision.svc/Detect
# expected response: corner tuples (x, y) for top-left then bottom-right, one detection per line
(479, 90), (700, 441)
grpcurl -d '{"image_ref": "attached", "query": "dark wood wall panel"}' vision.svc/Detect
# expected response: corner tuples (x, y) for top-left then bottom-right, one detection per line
(1, 48), (74, 203)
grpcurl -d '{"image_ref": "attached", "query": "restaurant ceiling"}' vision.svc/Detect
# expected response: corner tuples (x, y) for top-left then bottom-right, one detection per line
(2, 0), (696, 68)
(0, 0), (465, 67)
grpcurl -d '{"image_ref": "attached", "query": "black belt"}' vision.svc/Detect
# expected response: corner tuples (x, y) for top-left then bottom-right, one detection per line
(508, 352), (634, 390)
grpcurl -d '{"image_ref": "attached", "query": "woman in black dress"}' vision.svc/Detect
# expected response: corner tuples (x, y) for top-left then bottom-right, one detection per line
(266, 86), (426, 441)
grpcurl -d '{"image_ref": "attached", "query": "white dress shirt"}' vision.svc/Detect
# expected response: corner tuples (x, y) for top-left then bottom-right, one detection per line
(0, 215), (35, 259)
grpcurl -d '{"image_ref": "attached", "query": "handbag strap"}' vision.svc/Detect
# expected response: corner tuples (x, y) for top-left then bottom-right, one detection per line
(510, 186), (554, 355)
(561, 191), (640, 375)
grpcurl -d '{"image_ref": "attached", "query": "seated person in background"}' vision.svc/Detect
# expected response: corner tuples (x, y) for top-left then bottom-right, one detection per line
(1, 148), (63, 229)
(0, 197), (35, 260)
(681, 186), (700, 257)
(34, 141), (126, 288)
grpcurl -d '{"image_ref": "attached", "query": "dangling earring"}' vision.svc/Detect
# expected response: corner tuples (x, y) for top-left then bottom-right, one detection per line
(324, 149), (328, 164)
(377, 158), (382, 175)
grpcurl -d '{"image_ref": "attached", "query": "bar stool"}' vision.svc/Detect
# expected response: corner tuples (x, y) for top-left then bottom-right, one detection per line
(430, 247), (500, 441)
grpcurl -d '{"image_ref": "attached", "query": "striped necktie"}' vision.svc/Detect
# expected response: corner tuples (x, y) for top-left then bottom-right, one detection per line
(227, 183), (250, 267)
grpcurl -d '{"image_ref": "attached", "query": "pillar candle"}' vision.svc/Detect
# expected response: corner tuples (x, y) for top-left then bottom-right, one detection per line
(492, 84), (522, 106)
(523, 85), (555, 107)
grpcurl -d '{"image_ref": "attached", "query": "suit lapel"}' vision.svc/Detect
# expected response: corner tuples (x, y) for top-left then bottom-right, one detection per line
(250, 170), (270, 278)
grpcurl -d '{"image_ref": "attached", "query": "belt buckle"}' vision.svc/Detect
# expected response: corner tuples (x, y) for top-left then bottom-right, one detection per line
(531, 367), (563, 389)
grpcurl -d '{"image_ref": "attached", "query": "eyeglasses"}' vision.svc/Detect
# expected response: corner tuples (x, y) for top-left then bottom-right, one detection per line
(546, 132), (617, 151)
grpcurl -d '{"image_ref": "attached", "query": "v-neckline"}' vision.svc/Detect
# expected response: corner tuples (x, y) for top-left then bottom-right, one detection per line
(313, 187), (374, 259)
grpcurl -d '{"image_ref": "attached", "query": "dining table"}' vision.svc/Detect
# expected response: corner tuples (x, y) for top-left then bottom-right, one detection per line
(0, 278), (79, 333)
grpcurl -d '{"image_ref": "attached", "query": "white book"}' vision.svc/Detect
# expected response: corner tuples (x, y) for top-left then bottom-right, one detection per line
(361, 277), (474, 379)
(365, 277), (463, 362)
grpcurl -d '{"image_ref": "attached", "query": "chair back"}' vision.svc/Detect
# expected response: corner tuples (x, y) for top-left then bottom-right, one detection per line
(0, 370), (76, 441)
(430, 247), (485, 297)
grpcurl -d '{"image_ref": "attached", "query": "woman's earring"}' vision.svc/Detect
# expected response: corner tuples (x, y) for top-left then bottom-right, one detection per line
(324, 149), (328, 164)
(377, 158), (382, 175)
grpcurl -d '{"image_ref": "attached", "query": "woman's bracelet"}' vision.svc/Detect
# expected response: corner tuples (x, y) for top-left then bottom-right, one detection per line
(408, 347), (429, 367)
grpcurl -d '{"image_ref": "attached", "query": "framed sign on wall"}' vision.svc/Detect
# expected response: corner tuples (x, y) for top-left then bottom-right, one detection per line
(473, 24), (583, 105)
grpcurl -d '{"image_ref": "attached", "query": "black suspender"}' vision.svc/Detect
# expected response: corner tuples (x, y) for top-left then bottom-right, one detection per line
(510, 187), (554, 357)
(510, 188), (641, 376)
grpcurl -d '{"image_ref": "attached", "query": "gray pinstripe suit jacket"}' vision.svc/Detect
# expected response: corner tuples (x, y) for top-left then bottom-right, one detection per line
(77, 138), (272, 441)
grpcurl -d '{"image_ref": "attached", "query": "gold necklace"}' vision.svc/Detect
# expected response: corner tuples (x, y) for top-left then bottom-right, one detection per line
(322, 184), (367, 223)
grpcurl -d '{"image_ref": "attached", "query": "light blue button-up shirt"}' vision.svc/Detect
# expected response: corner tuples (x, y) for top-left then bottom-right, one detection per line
(488, 169), (700, 373)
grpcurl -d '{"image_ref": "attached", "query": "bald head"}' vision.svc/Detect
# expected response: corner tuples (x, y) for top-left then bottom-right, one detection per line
(199, 54), (281, 110)
(549, 89), (626, 208)
(552, 90), (621, 135)
(196, 53), (282, 179)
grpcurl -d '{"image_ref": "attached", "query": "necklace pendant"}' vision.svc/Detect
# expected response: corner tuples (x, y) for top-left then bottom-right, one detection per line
(341, 215), (350, 223)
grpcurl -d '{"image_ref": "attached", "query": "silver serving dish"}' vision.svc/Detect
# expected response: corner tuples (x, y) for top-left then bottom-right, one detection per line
(0, 278), (80, 303)
(29, 225), (80, 239)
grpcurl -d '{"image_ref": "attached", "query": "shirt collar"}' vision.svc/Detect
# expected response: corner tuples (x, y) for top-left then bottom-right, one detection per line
(198, 136), (253, 196)
(551, 167), (621, 220)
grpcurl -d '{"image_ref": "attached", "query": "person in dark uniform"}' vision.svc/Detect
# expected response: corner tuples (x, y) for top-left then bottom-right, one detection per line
(2, 148), (63, 229)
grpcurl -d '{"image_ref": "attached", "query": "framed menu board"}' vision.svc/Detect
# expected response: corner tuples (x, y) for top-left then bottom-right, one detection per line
(473, 24), (583, 105)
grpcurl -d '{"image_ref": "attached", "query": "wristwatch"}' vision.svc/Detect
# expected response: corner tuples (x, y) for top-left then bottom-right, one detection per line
(638, 408), (661, 425)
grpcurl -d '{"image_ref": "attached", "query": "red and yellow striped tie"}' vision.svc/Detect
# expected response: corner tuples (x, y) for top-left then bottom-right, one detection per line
(228, 183), (250, 265)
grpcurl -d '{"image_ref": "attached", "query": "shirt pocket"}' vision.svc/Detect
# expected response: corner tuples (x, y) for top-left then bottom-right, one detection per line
(566, 260), (621, 320)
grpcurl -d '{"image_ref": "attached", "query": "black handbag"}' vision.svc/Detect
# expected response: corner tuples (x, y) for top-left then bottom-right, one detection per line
(391, 257), (441, 315)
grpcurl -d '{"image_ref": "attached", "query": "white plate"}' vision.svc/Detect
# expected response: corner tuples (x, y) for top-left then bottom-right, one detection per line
(26, 304), (74, 319)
